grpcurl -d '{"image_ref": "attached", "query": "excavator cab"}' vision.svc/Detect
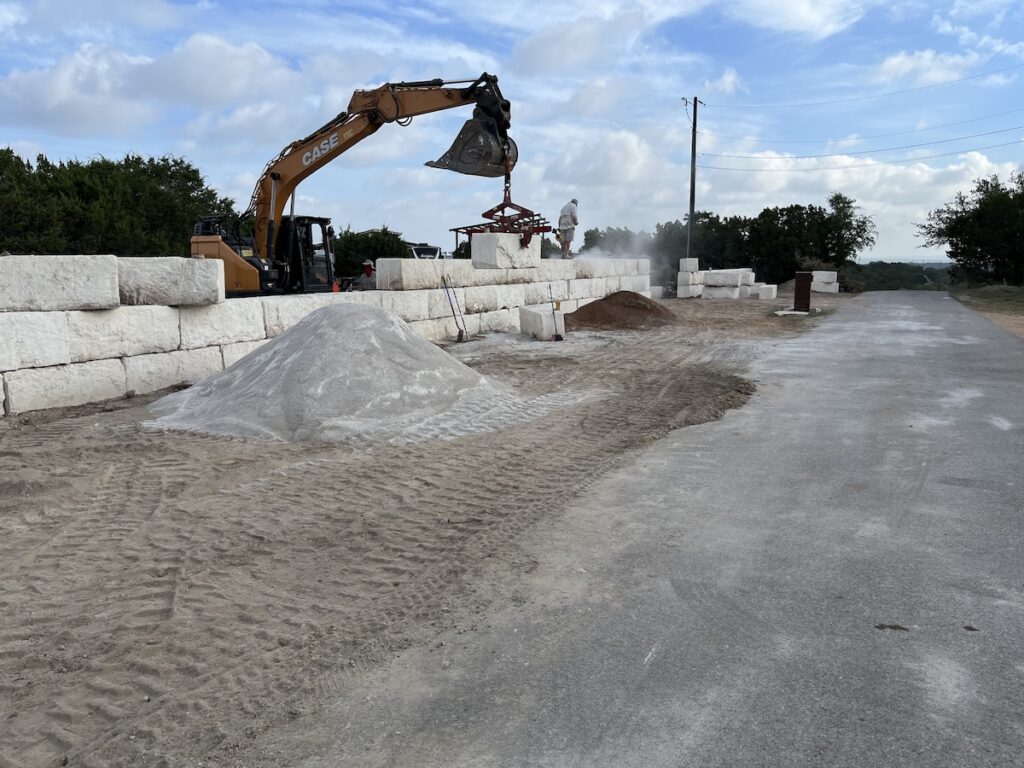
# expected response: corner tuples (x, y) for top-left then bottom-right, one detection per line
(276, 216), (336, 293)
(426, 107), (518, 177)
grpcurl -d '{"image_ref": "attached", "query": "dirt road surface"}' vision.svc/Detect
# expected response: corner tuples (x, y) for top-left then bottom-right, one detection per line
(0, 292), (840, 768)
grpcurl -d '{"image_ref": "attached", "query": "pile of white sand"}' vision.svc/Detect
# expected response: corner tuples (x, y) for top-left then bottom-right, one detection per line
(147, 304), (579, 443)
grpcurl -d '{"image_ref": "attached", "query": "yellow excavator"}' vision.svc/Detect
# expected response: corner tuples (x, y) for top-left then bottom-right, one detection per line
(191, 73), (518, 295)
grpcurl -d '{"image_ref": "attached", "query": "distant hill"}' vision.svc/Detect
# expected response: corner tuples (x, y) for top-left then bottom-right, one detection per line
(843, 261), (951, 291)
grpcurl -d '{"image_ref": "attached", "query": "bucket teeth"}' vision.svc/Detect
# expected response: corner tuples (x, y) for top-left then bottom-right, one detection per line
(426, 118), (518, 178)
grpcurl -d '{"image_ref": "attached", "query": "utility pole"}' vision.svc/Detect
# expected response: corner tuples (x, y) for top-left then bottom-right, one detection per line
(684, 96), (701, 261)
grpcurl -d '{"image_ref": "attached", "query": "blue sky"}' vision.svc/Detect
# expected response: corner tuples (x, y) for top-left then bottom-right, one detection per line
(1, 0), (1021, 261)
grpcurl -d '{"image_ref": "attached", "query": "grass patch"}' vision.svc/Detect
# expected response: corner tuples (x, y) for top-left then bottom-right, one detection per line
(952, 285), (1024, 315)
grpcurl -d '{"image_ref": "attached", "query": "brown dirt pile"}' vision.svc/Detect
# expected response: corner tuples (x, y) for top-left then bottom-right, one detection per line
(565, 290), (679, 331)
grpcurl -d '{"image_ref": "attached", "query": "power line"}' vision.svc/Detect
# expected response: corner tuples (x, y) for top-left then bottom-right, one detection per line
(699, 123), (1024, 159)
(697, 106), (1024, 144)
(697, 138), (1022, 171)
(702, 61), (1024, 109)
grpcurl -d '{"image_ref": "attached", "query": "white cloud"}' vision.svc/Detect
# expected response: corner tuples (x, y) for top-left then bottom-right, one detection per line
(932, 15), (1024, 59)
(511, 13), (646, 76)
(704, 67), (743, 94)
(876, 49), (983, 85)
(723, 0), (873, 38)
(0, 2), (26, 37)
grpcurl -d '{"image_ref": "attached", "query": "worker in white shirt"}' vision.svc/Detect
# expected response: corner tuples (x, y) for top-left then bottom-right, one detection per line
(558, 198), (579, 259)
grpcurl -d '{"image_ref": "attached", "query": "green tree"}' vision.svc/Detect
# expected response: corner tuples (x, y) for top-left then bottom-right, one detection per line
(918, 173), (1024, 285)
(331, 226), (407, 277)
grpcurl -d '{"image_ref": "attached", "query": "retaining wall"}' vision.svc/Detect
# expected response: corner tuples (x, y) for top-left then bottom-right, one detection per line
(1, 255), (649, 415)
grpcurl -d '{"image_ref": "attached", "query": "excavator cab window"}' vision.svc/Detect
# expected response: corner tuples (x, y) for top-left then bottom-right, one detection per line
(278, 217), (334, 293)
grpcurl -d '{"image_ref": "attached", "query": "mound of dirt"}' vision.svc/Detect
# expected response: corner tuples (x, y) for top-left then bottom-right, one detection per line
(147, 304), (578, 443)
(565, 290), (679, 331)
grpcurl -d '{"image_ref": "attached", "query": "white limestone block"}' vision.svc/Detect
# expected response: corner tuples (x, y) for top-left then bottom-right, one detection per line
(471, 232), (541, 269)
(261, 292), (381, 337)
(68, 306), (180, 362)
(678, 258), (699, 272)
(425, 287), (466, 320)
(124, 347), (223, 395)
(741, 272), (755, 286)
(519, 305), (565, 340)
(812, 270), (838, 284)
(462, 285), (499, 314)
(576, 297), (598, 309)
(738, 286), (752, 299)
(4, 359), (126, 414)
(0, 311), (71, 371)
(559, 299), (579, 313)
(501, 267), (540, 285)
(180, 298), (265, 349)
(568, 278), (606, 300)
(0, 255), (119, 312)
(602, 277), (623, 293)
(678, 271), (703, 286)
(703, 286), (741, 299)
(640, 290), (651, 298)
(703, 271), (744, 287)
(375, 259), (475, 290)
(221, 339), (270, 368)
(752, 282), (765, 290)
(477, 308), (519, 333)
(524, 280), (571, 306)
(676, 284), (703, 299)
(812, 281), (840, 293)
(537, 260), (577, 281)
(118, 257), (225, 306)
(574, 259), (617, 279)
(380, 290), (430, 322)
(649, 286), (665, 299)
(755, 284), (778, 300)
(493, 283), (527, 310)
(621, 275), (650, 293)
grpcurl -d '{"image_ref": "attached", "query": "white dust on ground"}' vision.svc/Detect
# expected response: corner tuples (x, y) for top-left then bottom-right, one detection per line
(147, 304), (585, 444)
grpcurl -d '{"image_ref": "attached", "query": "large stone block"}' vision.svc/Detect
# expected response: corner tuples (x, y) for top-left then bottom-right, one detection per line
(0, 255), (119, 312)
(676, 284), (703, 299)
(574, 259), (618, 279)
(637, 259), (651, 275)
(703, 271), (744, 287)
(812, 270), (838, 284)
(471, 233), (541, 270)
(477, 308), (519, 334)
(69, 305), (181, 362)
(755, 284), (778, 300)
(124, 347), (223, 395)
(4, 359), (126, 414)
(524, 280), (571, 306)
(678, 271), (703, 286)
(568, 278), (606, 300)
(703, 286), (741, 299)
(649, 286), (665, 299)
(375, 259), (475, 290)
(424, 287), (466, 320)
(678, 258), (699, 272)
(118, 257), (225, 306)
(537, 260), (577, 281)
(812, 281), (840, 294)
(406, 314), (481, 343)
(0, 311), (71, 371)
(738, 286), (752, 299)
(493, 283), (527, 310)
(221, 339), (270, 368)
(621, 275), (650, 293)
(519, 305), (565, 340)
(380, 290), (430, 322)
(261, 292), (381, 337)
(497, 267), (540, 285)
(180, 298), (265, 349)
(462, 285), (498, 314)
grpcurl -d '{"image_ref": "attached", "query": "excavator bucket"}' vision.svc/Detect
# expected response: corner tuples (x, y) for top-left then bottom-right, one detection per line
(426, 117), (518, 178)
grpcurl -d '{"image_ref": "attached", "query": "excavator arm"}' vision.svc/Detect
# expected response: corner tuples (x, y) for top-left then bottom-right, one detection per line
(247, 73), (516, 266)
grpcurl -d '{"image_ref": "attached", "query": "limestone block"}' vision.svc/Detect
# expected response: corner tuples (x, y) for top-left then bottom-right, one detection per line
(180, 298), (265, 349)
(637, 259), (651, 275)
(676, 285), (703, 299)
(68, 306), (180, 362)
(0, 255), (119, 311)
(375, 259), (475, 290)
(678, 271), (703, 286)
(118, 257), (225, 306)
(524, 280), (571, 306)
(477, 308), (519, 333)
(574, 259), (617, 279)
(812, 270), (838, 284)
(678, 258), (699, 272)
(500, 268), (540, 285)
(602, 277), (623, 293)
(649, 286), (665, 299)
(380, 290), (430, 322)
(537, 260), (577, 281)
(738, 286), (752, 299)
(755, 284), (778, 300)
(621, 276), (650, 293)
(703, 271), (744, 287)
(408, 313), (482, 343)
(752, 282), (765, 290)
(703, 286), (741, 299)
(576, 297), (598, 309)
(425, 287), (466, 320)
(261, 292), (381, 337)
(559, 299), (579, 313)
(471, 232), (541, 270)
(812, 281), (840, 294)
(0, 311), (71, 371)
(4, 359), (126, 414)
(493, 283), (527, 310)
(568, 278), (606, 300)
(519, 305), (565, 340)
(124, 347), (223, 395)
(221, 339), (269, 368)
(462, 285), (499, 314)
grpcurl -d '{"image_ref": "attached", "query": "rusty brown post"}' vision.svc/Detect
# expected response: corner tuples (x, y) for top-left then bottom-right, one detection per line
(794, 272), (812, 312)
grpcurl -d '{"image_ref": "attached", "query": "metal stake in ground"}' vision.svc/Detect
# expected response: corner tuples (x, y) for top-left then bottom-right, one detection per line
(549, 284), (564, 342)
(442, 274), (466, 342)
